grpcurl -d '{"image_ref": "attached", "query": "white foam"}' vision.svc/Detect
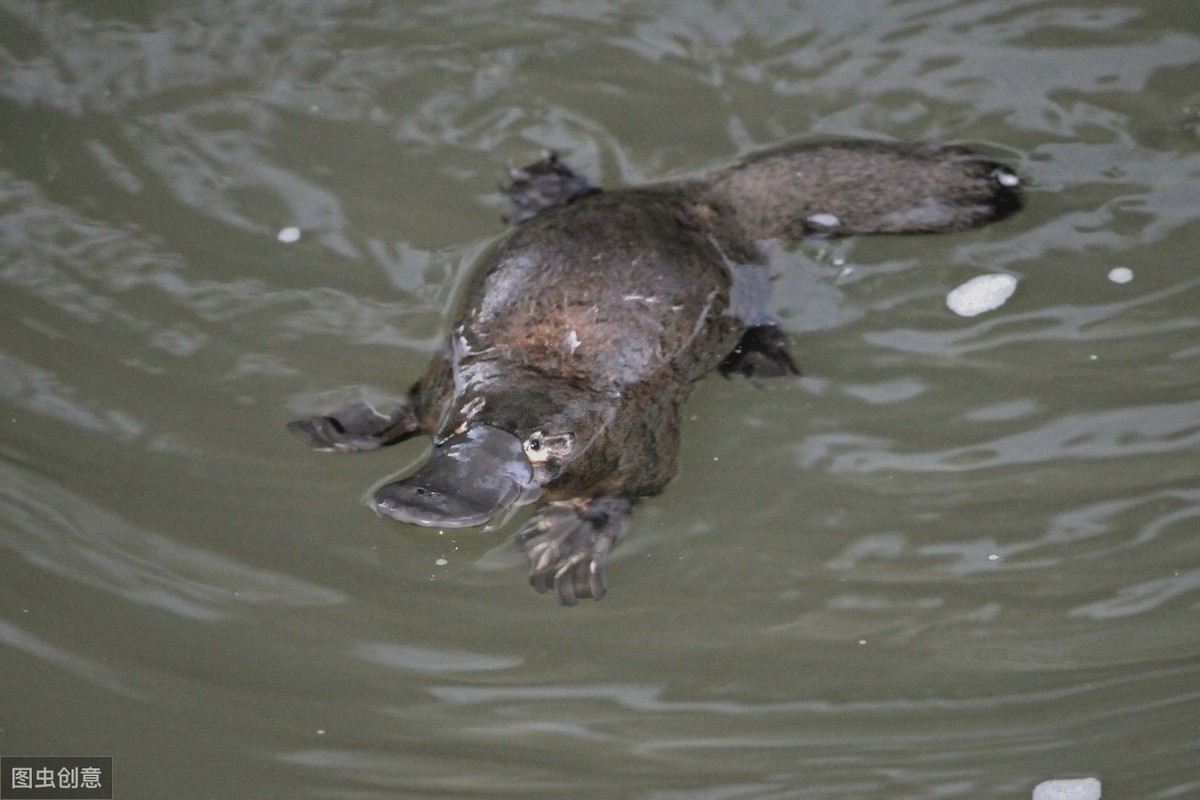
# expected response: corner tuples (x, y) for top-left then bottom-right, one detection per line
(946, 273), (1018, 317)
(277, 226), (301, 243)
(1032, 777), (1101, 800)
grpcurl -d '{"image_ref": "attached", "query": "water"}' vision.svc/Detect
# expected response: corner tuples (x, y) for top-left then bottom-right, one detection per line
(2, 1), (1198, 797)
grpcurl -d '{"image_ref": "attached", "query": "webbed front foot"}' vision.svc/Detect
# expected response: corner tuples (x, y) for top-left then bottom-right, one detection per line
(719, 324), (800, 379)
(287, 400), (420, 452)
(516, 497), (632, 605)
(502, 153), (599, 224)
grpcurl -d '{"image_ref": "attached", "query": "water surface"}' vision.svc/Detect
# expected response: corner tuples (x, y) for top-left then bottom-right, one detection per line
(2, 1), (1199, 797)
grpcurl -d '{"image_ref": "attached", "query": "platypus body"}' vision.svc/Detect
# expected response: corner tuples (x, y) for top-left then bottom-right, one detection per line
(289, 140), (1021, 604)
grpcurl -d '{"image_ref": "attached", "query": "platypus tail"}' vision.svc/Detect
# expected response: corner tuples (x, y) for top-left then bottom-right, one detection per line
(698, 140), (1021, 240)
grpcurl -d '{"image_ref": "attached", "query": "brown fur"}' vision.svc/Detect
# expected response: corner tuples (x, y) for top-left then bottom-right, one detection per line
(290, 139), (1022, 603)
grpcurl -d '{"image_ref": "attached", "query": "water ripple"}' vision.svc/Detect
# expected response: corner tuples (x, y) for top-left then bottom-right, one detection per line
(802, 400), (1200, 474)
(0, 618), (145, 699)
(0, 458), (346, 619)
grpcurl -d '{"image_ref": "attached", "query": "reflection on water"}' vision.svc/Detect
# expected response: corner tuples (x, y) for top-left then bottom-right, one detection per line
(1, 0), (1199, 797)
(0, 618), (141, 699)
(803, 399), (1200, 473)
(864, 277), (1200, 354)
(1, 459), (345, 618)
(353, 641), (522, 673)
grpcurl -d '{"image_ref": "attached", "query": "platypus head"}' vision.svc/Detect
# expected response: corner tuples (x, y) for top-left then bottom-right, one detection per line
(372, 382), (616, 529)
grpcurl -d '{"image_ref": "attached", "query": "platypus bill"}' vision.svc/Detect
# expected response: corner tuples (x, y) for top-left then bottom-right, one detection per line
(288, 140), (1021, 604)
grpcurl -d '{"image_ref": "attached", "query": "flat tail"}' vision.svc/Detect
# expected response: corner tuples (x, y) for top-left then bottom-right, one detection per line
(699, 140), (1022, 240)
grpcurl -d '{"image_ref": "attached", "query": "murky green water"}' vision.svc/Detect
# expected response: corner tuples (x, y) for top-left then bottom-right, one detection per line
(2, 1), (1198, 797)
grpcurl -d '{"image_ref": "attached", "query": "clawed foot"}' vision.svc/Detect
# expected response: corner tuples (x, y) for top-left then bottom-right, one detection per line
(516, 497), (632, 605)
(502, 153), (600, 224)
(719, 324), (800, 380)
(287, 401), (420, 452)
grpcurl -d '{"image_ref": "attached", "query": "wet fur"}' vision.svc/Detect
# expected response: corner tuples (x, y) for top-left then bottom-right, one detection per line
(289, 139), (1021, 604)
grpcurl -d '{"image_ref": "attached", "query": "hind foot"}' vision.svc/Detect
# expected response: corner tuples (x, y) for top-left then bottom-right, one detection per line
(719, 324), (800, 380)
(502, 153), (600, 224)
(516, 497), (632, 605)
(287, 400), (420, 452)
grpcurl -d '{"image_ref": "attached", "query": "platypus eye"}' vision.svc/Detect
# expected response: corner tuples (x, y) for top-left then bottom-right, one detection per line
(523, 431), (574, 462)
(523, 432), (544, 460)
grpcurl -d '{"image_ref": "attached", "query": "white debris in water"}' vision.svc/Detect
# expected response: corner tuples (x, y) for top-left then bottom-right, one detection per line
(1107, 267), (1133, 284)
(946, 274), (1018, 317)
(277, 226), (301, 243)
(807, 213), (841, 228)
(994, 168), (1021, 187)
(435, 558), (448, 566)
(1032, 777), (1101, 800)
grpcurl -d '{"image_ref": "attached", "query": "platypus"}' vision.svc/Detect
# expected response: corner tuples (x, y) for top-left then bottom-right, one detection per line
(288, 140), (1021, 604)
